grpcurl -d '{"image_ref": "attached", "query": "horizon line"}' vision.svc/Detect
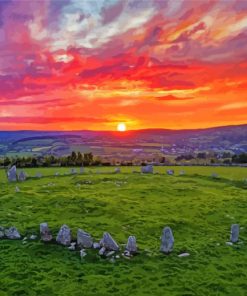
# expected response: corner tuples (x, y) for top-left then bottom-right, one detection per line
(0, 123), (247, 133)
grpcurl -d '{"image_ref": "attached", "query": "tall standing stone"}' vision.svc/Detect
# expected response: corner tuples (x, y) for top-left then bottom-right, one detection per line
(160, 226), (174, 254)
(71, 168), (77, 175)
(80, 167), (84, 174)
(40, 223), (53, 242)
(56, 225), (71, 246)
(77, 229), (93, 248)
(100, 232), (119, 251)
(230, 224), (239, 243)
(126, 236), (137, 254)
(7, 165), (17, 182)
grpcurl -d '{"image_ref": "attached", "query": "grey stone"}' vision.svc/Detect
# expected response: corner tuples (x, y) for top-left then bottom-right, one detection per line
(226, 241), (233, 246)
(126, 235), (137, 254)
(106, 251), (115, 257)
(99, 247), (106, 256)
(167, 169), (174, 175)
(178, 252), (190, 257)
(230, 224), (239, 243)
(80, 249), (87, 258)
(35, 172), (42, 178)
(77, 229), (93, 248)
(114, 167), (121, 174)
(80, 167), (84, 174)
(100, 232), (119, 251)
(55, 172), (60, 176)
(71, 168), (77, 175)
(15, 186), (20, 193)
(141, 165), (153, 174)
(160, 226), (174, 254)
(0, 226), (5, 238)
(93, 242), (101, 249)
(40, 222), (52, 242)
(56, 224), (71, 246)
(5, 227), (21, 239)
(29, 234), (37, 240)
(179, 170), (185, 175)
(7, 165), (17, 182)
(18, 171), (27, 182)
(68, 242), (76, 251)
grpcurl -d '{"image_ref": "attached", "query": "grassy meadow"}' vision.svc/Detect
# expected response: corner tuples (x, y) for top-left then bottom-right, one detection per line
(0, 166), (247, 296)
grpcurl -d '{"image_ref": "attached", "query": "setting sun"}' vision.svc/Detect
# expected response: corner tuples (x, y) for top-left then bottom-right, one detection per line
(117, 123), (126, 132)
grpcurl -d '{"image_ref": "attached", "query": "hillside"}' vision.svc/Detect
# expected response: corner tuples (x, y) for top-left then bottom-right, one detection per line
(0, 124), (247, 159)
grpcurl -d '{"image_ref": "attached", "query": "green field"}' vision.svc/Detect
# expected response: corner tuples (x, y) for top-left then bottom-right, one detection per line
(0, 166), (247, 296)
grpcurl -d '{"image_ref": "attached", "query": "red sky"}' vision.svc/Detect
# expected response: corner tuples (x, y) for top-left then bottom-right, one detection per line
(0, 0), (247, 131)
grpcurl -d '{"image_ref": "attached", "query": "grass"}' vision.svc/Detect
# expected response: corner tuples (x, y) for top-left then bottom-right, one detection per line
(0, 166), (247, 296)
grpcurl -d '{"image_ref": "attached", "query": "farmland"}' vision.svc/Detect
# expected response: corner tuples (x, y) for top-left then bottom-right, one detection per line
(0, 166), (247, 296)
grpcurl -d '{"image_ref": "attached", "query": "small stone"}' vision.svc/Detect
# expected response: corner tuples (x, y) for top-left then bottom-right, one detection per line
(15, 186), (20, 193)
(80, 249), (87, 258)
(29, 234), (37, 240)
(114, 168), (121, 174)
(230, 224), (239, 243)
(99, 247), (106, 256)
(5, 227), (21, 239)
(106, 251), (115, 257)
(40, 223), (52, 242)
(109, 257), (115, 263)
(77, 229), (93, 248)
(18, 171), (27, 182)
(100, 232), (119, 251)
(68, 242), (76, 251)
(160, 226), (174, 254)
(178, 252), (190, 257)
(115, 255), (120, 259)
(226, 241), (233, 246)
(123, 250), (131, 257)
(93, 242), (101, 249)
(167, 169), (174, 175)
(56, 225), (71, 246)
(141, 165), (153, 174)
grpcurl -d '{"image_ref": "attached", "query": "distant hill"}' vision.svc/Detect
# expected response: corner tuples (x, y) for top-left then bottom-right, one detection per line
(0, 124), (247, 158)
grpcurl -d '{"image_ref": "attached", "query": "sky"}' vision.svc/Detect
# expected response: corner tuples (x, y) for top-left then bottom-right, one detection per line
(0, 0), (247, 131)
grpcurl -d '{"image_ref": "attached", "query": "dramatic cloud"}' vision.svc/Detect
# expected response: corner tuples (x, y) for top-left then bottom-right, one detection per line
(0, 0), (247, 130)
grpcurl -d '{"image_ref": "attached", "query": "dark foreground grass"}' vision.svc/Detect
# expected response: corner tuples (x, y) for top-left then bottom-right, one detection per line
(0, 166), (247, 296)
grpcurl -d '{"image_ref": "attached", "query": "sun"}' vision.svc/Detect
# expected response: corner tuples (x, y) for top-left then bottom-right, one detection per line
(117, 122), (127, 132)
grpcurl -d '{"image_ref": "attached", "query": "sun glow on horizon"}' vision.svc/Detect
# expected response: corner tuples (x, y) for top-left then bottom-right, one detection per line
(117, 122), (127, 132)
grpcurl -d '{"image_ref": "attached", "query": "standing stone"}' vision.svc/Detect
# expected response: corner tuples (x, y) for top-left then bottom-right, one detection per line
(40, 222), (53, 242)
(15, 186), (20, 193)
(179, 170), (185, 175)
(18, 171), (26, 182)
(141, 165), (153, 174)
(100, 232), (119, 251)
(167, 169), (174, 175)
(230, 224), (239, 243)
(77, 229), (93, 248)
(35, 172), (42, 178)
(7, 165), (17, 182)
(5, 227), (21, 239)
(80, 167), (84, 174)
(160, 226), (174, 254)
(126, 235), (137, 254)
(114, 167), (121, 174)
(71, 168), (77, 175)
(0, 226), (5, 238)
(56, 225), (71, 246)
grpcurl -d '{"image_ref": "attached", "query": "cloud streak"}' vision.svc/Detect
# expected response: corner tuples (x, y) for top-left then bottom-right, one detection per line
(0, 0), (247, 130)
